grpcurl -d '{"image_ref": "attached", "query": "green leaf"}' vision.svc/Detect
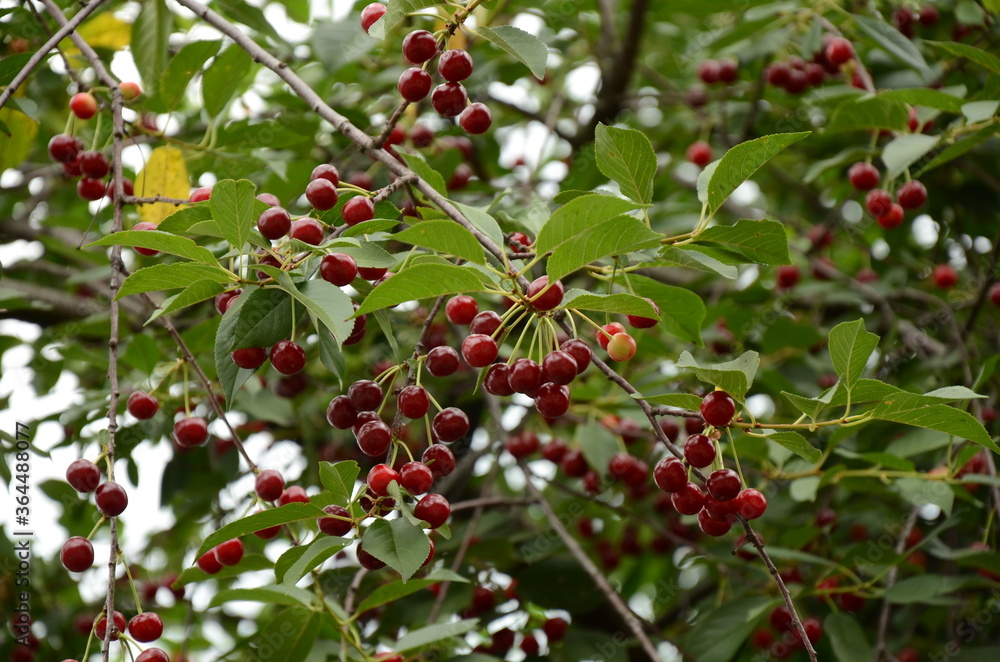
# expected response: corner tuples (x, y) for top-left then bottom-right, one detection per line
(318, 329), (346, 389)
(689, 219), (790, 266)
(202, 44), (254, 118)
(159, 40), (221, 109)
(252, 607), (318, 662)
(629, 274), (706, 345)
(705, 132), (810, 216)
(637, 392), (703, 411)
(116, 263), (233, 299)
(766, 431), (822, 464)
(396, 619), (480, 653)
(826, 613), (873, 662)
(319, 461), (359, 505)
(209, 584), (316, 608)
(155, 204), (214, 234)
(536, 194), (639, 255)
(647, 246), (739, 279)
(916, 123), (1000, 177)
(870, 394), (999, 453)
(230, 288), (293, 351)
(887, 575), (966, 604)
(394, 220), (486, 265)
(560, 290), (659, 318)
(829, 319), (878, 393)
(146, 279), (225, 323)
(594, 124), (656, 204)
(683, 596), (775, 662)
(929, 40), (1000, 76)
(896, 476), (954, 516)
(0, 53), (33, 87)
(854, 15), (930, 74)
(354, 576), (453, 616)
(826, 96), (909, 132)
(276, 275), (355, 343)
(323, 239), (395, 268)
(452, 201), (505, 251)
(547, 215), (661, 281)
(175, 553), (272, 586)
(676, 351), (759, 401)
(962, 100), (999, 123)
(211, 179), (257, 250)
(367, 0), (424, 39)
(215, 289), (255, 405)
(196, 503), (326, 558)
(354, 264), (489, 315)
(477, 25), (547, 79)
(577, 423), (618, 480)
(880, 88), (966, 113)
(361, 517), (430, 582)
(279, 536), (348, 586)
(88, 230), (220, 266)
(131, 0), (172, 92)
(398, 151), (448, 196)
(881, 134), (939, 179)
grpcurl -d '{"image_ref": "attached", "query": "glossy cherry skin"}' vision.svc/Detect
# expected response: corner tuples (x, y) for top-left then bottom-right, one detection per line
(422, 444), (456, 478)
(319, 505), (353, 536)
(700, 390), (737, 427)
(683, 433), (716, 468)
(128, 612), (163, 642)
(61, 537), (94, 572)
(270, 340), (306, 375)
(367, 464), (400, 497)
(432, 407), (470, 442)
(653, 457), (687, 493)
(255, 469), (285, 501)
(400, 461), (434, 495)
(414, 493), (450, 528)
(426, 346), (460, 376)
(215, 538), (244, 566)
(526, 276), (564, 311)
(66, 459), (102, 493)
(96, 482), (128, 517)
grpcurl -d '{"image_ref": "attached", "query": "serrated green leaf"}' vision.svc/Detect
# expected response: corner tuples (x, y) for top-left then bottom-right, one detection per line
(361, 517), (430, 582)
(881, 134), (939, 179)
(826, 612), (873, 662)
(367, 0), (424, 39)
(689, 219), (790, 266)
(159, 40), (221, 109)
(396, 619), (480, 653)
(705, 132), (810, 216)
(355, 264), (489, 315)
(452, 201), (506, 251)
(211, 179), (257, 250)
(683, 596), (775, 662)
(560, 290), (659, 318)
(394, 220), (486, 265)
(175, 553), (272, 587)
(829, 319), (878, 393)
(870, 394), (999, 453)
(146, 279), (225, 323)
(962, 100), (999, 123)
(209, 584), (316, 608)
(547, 215), (661, 281)
(880, 88), (966, 113)
(636, 392), (703, 411)
(88, 230), (220, 266)
(280, 536), (348, 585)
(826, 96), (909, 132)
(202, 44), (253, 117)
(577, 423), (618, 481)
(354, 577), (446, 617)
(886, 575), (967, 604)
(230, 288), (293, 351)
(929, 40), (1000, 76)
(629, 274), (706, 345)
(196, 504), (326, 559)
(855, 15), (930, 74)
(536, 194), (639, 255)
(896, 477), (954, 516)
(594, 124), (656, 204)
(765, 431), (821, 463)
(252, 607), (318, 662)
(275, 274), (355, 343)
(647, 246), (739, 279)
(155, 204), (214, 234)
(916, 123), (1000, 177)
(477, 25), (547, 79)
(676, 351), (759, 401)
(398, 150), (448, 195)
(0, 53), (33, 87)
(215, 288), (255, 405)
(116, 263), (233, 299)
(131, 0), (172, 92)
(319, 461), (359, 505)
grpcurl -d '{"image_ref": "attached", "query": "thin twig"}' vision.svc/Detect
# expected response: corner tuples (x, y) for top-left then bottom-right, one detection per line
(124, 194), (191, 206)
(873, 508), (919, 661)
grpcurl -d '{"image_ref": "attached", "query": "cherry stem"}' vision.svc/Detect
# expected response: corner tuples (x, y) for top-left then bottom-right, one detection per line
(87, 516), (107, 540)
(122, 559), (143, 614)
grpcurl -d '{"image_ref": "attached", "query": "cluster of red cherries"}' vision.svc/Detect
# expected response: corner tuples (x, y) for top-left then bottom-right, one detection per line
(846, 161), (928, 230)
(766, 35), (856, 94)
(360, 3), (492, 135)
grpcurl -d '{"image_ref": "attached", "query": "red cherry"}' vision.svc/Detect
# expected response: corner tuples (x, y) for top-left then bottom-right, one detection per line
(459, 103), (492, 135)
(196, 549), (223, 574)
(989, 283), (1000, 307)
(432, 407), (470, 442)
(426, 346), (460, 377)
(526, 276), (564, 310)
(189, 186), (212, 202)
(255, 470), (285, 501)
(785, 68), (808, 94)
(257, 207), (291, 240)
(398, 67), (432, 102)
(349, 379), (384, 411)
(671, 482), (704, 515)
(508, 231), (532, 248)
(343, 196), (375, 225)
(360, 3), (386, 33)
(357, 419), (392, 456)
(506, 431), (540, 458)
(80, 151), (110, 178)
(78, 177), (106, 201)
(560, 338), (592, 374)
(257, 192), (280, 206)
(126, 390), (159, 419)
(128, 612), (163, 642)
(461, 334), (498, 367)
(686, 141), (712, 167)
(877, 203), (905, 229)
(543, 617), (568, 642)
(422, 444), (456, 478)
(290, 217), (325, 244)
(542, 350), (577, 385)
(397, 385), (430, 419)
(232, 347), (267, 370)
(357, 542), (386, 570)
(305, 178), (338, 211)
(825, 37), (854, 66)
(439, 49), (474, 81)
(414, 493), (450, 528)
(214, 539), (244, 566)
(606, 332), (637, 361)
(215, 288), (242, 313)
(626, 298), (660, 328)
(311, 164), (340, 186)
(700, 390), (736, 427)
(918, 5), (939, 26)
(698, 60), (720, 84)
(402, 29), (438, 64)
(775, 265), (800, 289)
(932, 264), (958, 289)
(270, 340), (306, 375)
(135, 649), (170, 662)
(597, 322), (626, 350)
(278, 486), (309, 506)
(400, 461), (434, 495)
(470, 310), (503, 336)
(847, 162), (879, 190)
(410, 123), (434, 147)
(698, 508), (733, 536)
(174, 416), (209, 448)
(508, 358), (542, 394)
(60, 537), (94, 572)
(897, 180), (927, 209)
(66, 459), (102, 493)
(316, 504), (352, 536)
(446, 295), (478, 325)
(484, 363), (515, 396)
(707, 469), (741, 501)
(326, 395), (358, 429)
(431, 82), (469, 117)
(535, 382), (570, 418)
(385, 125), (406, 146)
(542, 438), (568, 463)
(95, 610), (126, 641)
(48, 134), (83, 162)
(358, 265), (387, 280)
(70, 92), (98, 119)
(367, 464), (401, 497)
(320, 253), (358, 286)
(684, 433), (716, 468)
(653, 457), (687, 493)
(96, 481), (128, 516)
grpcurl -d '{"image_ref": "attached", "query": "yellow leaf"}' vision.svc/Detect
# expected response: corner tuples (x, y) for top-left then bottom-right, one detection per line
(0, 91), (39, 171)
(134, 146), (190, 225)
(61, 13), (132, 54)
